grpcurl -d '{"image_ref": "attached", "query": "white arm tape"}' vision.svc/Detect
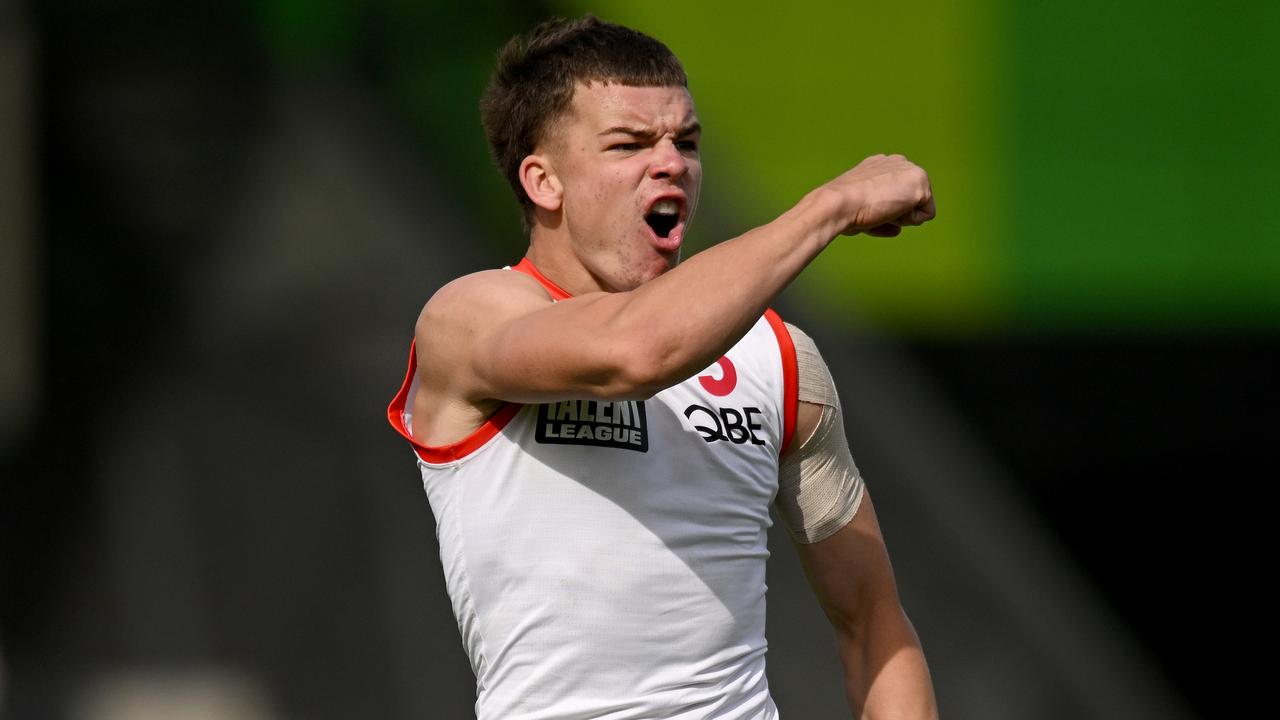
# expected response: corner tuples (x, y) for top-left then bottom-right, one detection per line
(776, 323), (866, 544)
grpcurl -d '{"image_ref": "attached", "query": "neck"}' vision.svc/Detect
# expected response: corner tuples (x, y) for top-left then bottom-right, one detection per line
(526, 223), (608, 296)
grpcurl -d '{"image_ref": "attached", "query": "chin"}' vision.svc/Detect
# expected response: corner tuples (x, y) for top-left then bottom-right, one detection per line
(637, 259), (675, 286)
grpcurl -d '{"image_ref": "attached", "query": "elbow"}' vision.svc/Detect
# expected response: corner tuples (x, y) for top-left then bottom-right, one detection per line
(599, 360), (664, 401)
(583, 303), (695, 399)
(595, 339), (681, 400)
(830, 595), (906, 647)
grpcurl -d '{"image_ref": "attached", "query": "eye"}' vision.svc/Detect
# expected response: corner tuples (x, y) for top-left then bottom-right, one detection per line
(677, 139), (699, 152)
(609, 142), (642, 152)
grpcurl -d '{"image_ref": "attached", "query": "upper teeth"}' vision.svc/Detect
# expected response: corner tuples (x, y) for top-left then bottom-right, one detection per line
(651, 199), (679, 215)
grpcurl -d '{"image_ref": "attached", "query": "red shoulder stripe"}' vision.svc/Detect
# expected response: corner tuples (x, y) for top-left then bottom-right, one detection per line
(512, 257), (574, 300)
(386, 340), (522, 463)
(763, 309), (798, 455)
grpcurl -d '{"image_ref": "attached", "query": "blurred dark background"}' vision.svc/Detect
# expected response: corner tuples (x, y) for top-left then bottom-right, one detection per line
(2, 1), (1274, 718)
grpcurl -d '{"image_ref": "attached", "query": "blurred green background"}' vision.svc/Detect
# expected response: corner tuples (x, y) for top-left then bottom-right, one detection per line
(256, 0), (1280, 335)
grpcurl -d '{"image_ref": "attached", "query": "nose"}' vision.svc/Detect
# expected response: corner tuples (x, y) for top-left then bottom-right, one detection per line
(649, 139), (688, 180)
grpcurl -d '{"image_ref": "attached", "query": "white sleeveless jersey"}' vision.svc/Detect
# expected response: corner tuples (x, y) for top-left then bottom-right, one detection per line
(388, 259), (798, 720)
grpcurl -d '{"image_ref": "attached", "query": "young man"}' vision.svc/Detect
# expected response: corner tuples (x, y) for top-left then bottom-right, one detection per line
(388, 16), (938, 720)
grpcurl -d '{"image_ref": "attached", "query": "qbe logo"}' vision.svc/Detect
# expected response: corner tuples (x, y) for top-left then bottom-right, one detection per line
(683, 404), (768, 446)
(535, 399), (649, 452)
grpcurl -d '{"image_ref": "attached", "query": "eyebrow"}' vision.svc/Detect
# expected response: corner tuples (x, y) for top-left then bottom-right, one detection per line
(598, 121), (702, 139)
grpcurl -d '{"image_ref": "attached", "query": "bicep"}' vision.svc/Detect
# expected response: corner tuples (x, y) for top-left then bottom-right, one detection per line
(476, 298), (652, 402)
(792, 490), (902, 630)
(418, 271), (654, 405)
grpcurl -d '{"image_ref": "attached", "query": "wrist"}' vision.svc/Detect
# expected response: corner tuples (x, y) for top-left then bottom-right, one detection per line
(796, 185), (855, 245)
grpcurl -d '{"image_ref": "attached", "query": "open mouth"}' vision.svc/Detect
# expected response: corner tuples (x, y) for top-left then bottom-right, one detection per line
(644, 198), (681, 239)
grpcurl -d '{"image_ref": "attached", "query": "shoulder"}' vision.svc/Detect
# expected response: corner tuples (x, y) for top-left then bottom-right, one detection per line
(780, 321), (830, 457)
(782, 321), (810, 351)
(410, 268), (559, 410)
(416, 267), (554, 338)
(782, 321), (827, 383)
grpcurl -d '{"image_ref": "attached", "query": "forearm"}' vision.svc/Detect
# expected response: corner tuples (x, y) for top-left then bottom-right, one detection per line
(836, 600), (938, 720)
(613, 187), (843, 387)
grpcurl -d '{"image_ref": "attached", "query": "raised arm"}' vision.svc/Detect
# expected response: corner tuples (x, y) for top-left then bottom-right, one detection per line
(424, 155), (935, 407)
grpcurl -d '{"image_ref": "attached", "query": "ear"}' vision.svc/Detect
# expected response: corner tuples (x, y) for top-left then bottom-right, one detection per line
(519, 154), (563, 213)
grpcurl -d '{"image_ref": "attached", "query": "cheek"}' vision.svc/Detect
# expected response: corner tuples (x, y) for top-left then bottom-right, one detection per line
(572, 165), (626, 205)
(595, 170), (634, 218)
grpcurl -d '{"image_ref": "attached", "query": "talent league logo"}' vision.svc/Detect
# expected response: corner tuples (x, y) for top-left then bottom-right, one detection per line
(536, 399), (649, 452)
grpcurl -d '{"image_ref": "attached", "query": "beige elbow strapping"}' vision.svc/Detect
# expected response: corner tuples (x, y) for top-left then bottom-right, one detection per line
(776, 323), (866, 544)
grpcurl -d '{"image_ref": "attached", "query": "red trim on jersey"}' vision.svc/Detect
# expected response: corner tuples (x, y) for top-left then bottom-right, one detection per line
(763, 308), (799, 455)
(386, 341), (522, 463)
(512, 257), (574, 300)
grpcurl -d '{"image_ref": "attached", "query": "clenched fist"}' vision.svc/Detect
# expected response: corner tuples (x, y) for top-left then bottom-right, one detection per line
(822, 154), (936, 238)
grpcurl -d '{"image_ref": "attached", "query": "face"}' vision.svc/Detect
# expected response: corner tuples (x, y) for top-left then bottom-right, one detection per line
(543, 82), (702, 292)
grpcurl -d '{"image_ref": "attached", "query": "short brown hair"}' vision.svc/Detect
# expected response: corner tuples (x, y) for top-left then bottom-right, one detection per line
(480, 16), (688, 229)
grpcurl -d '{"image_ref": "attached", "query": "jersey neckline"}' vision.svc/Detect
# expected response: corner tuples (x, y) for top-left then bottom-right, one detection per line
(512, 257), (574, 300)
